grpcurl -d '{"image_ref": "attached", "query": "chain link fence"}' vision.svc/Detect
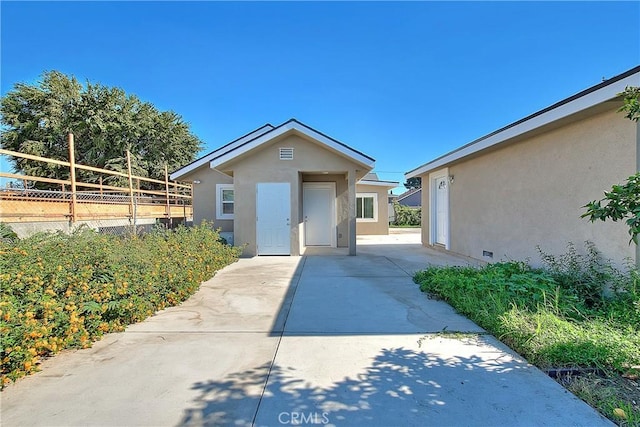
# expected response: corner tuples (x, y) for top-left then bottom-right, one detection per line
(0, 187), (192, 238)
(1, 140), (193, 239)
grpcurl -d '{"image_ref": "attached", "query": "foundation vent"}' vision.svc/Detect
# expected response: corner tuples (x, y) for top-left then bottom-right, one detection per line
(279, 147), (294, 160)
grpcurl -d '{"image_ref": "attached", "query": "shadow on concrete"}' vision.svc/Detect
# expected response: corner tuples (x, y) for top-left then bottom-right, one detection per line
(178, 343), (526, 427)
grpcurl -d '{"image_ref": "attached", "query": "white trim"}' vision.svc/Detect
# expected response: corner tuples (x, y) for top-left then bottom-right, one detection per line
(428, 168), (449, 249)
(406, 70), (640, 179)
(303, 182), (337, 247)
(357, 179), (399, 188)
(210, 121), (375, 170)
(356, 192), (378, 222)
(170, 125), (274, 180)
(216, 184), (234, 220)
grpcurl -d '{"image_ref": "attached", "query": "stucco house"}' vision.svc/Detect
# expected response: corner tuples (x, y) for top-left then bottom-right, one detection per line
(171, 119), (397, 256)
(406, 65), (639, 267)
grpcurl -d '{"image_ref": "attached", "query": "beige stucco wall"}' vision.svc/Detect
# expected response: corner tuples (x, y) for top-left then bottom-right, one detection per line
(420, 103), (637, 267)
(178, 167), (233, 232)
(221, 132), (368, 256)
(355, 184), (390, 235)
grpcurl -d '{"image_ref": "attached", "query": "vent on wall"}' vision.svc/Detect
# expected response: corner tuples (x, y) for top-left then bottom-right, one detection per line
(279, 147), (294, 160)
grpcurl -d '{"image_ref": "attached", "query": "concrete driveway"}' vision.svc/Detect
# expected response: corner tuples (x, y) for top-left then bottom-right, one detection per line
(1, 230), (611, 426)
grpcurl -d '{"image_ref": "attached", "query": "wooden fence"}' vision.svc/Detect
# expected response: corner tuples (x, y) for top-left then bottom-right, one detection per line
(0, 133), (192, 224)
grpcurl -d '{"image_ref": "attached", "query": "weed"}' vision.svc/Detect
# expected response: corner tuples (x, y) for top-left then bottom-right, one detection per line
(414, 247), (640, 425)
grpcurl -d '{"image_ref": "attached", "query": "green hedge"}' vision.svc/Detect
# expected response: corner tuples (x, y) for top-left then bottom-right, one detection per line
(393, 203), (421, 226)
(0, 223), (241, 385)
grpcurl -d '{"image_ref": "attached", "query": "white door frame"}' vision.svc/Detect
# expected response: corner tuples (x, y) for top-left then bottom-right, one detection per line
(256, 182), (291, 255)
(302, 182), (337, 247)
(429, 168), (450, 249)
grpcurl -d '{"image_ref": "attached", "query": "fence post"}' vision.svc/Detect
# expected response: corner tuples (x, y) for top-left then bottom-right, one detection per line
(126, 150), (135, 231)
(164, 164), (171, 223)
(68, 133), (77, 224)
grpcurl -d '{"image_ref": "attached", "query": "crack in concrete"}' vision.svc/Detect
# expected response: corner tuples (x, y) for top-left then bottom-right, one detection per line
(252, 256), (307, 427)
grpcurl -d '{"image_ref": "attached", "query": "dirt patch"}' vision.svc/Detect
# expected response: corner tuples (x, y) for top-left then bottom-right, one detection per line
(554, 371), (639, 426)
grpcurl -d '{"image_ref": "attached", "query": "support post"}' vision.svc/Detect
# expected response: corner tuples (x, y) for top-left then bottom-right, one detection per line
(164, 164), (171, 221)
(68, 133), (77, 223)
(126, 150), (135, 225)
(348, 169), (357, 256)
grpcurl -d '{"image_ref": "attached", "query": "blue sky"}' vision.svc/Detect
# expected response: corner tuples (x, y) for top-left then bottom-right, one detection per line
(1, 1), (639, 193)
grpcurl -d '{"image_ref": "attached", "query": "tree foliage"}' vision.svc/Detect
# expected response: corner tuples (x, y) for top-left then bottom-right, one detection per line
(0, 71), (202, 188)
(618, 86), (640, 122)
(582, 174), (640, 244)
(582, 86), (640, 244)
(404, 176), (421, 190)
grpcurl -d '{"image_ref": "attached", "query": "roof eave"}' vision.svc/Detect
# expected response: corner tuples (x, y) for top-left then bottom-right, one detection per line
(211, 120), (375, 170)
(169, 124), (275, 181)
(357, 179), (399, 188)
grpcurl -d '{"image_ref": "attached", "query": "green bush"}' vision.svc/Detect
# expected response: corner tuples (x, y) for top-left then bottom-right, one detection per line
(0, 223), (241, 385)
(393, 202), (421, 226)
(0, 223), (18, 244)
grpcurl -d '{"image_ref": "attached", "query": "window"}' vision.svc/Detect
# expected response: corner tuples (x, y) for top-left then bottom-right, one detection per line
(356, 193), (377, 222)
(216, 184), (234, 220)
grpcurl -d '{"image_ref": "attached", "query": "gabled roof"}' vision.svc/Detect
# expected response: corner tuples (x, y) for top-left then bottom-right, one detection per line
(397, 187), (421, 202)
(171, 119), (376, 180)
(406, 65), (640, 179)
(170, 124), (274, 180)
(357, 172), (399, 187)
(209, 119), (375, 170)
(358, 178), (399, 188)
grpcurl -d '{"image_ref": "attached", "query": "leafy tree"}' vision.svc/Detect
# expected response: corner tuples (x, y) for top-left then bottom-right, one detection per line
(582, 86), (640, 244)
(404, 176), (421, 190)
(0, 71), (202, 188)
(618, 86), (640, 122)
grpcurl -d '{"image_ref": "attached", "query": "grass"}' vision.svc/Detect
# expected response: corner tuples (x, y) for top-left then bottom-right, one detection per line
(413, 243), (640, 426)
(0, 222), (242, 386)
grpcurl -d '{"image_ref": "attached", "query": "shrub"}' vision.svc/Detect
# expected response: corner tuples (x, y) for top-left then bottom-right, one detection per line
(0, 223), (18, 244)
(537, 242), (629, 308)
(393, 203), (421, 226)
(0, 223), (241, 385)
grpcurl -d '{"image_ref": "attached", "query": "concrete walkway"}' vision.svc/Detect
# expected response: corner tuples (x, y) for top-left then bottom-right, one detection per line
(1, 230), (611, 426)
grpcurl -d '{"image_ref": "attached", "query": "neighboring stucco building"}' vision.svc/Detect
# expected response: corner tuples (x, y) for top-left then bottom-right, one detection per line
(171, 119), (397, 256)
(406, 66), (639, 267)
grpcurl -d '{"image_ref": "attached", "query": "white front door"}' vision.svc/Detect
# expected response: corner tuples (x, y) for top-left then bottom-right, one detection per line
(303, 182), (336, 246)
(256, 183), (291, 255)
(434, 175), (448, 246)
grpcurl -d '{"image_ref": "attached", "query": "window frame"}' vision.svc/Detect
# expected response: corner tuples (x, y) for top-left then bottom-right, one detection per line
(356, 192), (378, 222)
(216, 184), (235, 220)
